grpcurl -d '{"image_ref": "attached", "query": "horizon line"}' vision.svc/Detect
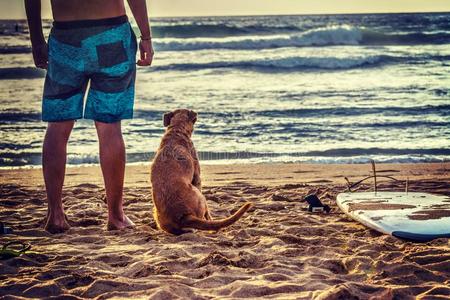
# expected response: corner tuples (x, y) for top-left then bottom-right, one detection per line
(1, 10), (449, 20)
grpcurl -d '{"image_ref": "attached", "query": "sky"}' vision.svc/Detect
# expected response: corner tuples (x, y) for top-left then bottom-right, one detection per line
(0, 0), (449, 19)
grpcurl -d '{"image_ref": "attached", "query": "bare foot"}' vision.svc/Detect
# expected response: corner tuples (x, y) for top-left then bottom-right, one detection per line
(44, 215), (71, 234)
(107, 215), (135, 231)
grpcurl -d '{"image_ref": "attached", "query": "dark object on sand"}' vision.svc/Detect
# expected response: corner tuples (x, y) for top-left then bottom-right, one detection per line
(0, 241), (31, 260)
(0, 222), (13, 234)
(305, 194), (331, 213)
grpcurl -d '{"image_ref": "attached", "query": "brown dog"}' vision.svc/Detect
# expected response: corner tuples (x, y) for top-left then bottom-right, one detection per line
(150, 109), (252, 235)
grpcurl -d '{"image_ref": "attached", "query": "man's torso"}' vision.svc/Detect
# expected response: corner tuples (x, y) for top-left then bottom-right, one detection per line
(50, 0), (126, 21)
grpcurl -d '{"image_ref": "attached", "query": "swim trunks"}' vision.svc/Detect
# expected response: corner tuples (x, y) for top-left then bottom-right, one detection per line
(42, 15), (137, 123)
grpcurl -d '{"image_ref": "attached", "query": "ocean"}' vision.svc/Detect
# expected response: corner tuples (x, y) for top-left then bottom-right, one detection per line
(0, 13), (449, 167)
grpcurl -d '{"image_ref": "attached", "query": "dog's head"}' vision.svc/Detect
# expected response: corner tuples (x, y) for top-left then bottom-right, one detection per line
(163, 109), (197, 133)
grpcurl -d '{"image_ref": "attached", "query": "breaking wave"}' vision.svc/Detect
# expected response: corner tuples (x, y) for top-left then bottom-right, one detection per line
(153, 25), (450, 51)
(151, 54), (449, 72)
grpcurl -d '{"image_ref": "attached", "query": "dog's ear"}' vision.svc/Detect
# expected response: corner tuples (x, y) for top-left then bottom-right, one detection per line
(188, 110), (197, 124)
(163, 112), (174, 127)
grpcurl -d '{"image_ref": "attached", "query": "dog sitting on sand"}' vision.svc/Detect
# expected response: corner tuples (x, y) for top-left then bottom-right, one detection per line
(150, 109), (252, 235)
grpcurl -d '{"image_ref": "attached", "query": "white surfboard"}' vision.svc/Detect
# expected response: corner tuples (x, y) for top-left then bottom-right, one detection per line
(336, 192), (450, 242)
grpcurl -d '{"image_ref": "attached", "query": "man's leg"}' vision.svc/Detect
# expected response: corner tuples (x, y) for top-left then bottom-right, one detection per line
(95, 121), (134, 230)
(43, 121), (74, 233)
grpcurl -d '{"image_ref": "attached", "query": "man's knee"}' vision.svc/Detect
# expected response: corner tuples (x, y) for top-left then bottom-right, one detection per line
(95, 121), (123, 141)
(46, 121), (75, 141)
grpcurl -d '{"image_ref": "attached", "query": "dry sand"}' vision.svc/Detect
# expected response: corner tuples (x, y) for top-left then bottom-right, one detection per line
(0, 162), (449, 299)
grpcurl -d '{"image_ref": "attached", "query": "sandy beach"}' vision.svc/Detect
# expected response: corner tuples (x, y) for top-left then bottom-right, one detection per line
(0, 162), (449, 299)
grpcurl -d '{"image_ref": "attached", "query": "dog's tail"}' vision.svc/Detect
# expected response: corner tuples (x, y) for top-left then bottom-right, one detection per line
(181, 202), (252, 231)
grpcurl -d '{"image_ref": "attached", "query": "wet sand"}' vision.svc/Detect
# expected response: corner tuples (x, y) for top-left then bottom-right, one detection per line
(0, 162), (449, 299)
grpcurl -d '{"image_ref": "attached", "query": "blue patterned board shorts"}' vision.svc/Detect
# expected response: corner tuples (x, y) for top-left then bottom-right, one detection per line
(43, 15), (137, 123)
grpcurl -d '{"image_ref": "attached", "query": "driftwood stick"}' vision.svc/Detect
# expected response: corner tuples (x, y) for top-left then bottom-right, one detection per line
(344, 177), (351, 191)
(371, 160), (377, 194)
(345, 175), (400, 191)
